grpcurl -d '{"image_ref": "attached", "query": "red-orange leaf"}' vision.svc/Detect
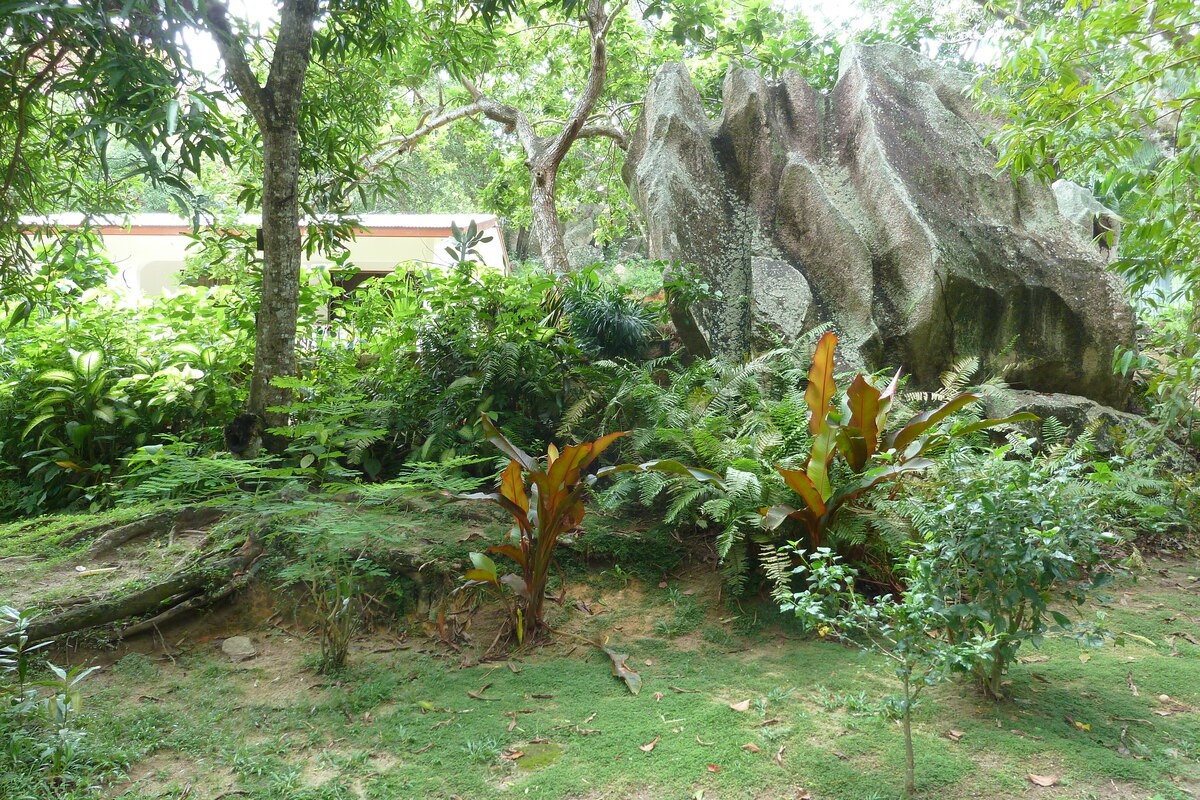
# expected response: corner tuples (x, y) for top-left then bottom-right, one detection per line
(500, 460), (529, 513)
(777, 467), (827, 517)
(805, 332), (838, 435)
(846, 374), (882, 456)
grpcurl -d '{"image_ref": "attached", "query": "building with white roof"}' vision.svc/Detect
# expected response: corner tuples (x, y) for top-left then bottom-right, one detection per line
(20, 213), (509, 295)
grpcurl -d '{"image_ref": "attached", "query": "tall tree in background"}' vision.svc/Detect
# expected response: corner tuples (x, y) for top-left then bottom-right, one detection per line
(200, 0), (321, 452)
(369, 0), (833, 271)
(198, 0), (411, 452)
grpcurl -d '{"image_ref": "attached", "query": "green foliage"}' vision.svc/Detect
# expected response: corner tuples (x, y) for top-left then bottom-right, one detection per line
(561, 269), (662, 361)
(115, 439), (281, 505)
(0, 286), (251, 517)
(1115, 300), (1200, 451)
(898, 443), (1121, 697)
(266, 378), (393, 483)
(979, 0), (1200, 305)
(783, 550), (998, 799)
(1, 606), (100, 792)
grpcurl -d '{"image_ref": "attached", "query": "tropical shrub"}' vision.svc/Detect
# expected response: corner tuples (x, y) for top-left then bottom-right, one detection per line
(783, 550), (996, 800)
(762, 332), (1036, 560)
(897, 439), (1124, 697)
(0, 286), (251, 516)
(456, 415), (724, 646)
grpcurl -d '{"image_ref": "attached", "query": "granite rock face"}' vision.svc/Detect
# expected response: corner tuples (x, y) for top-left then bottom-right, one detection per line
(623, 44), (1135, 404)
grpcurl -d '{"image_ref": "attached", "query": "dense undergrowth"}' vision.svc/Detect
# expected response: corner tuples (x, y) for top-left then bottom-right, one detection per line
(2, 252), (1198, 799)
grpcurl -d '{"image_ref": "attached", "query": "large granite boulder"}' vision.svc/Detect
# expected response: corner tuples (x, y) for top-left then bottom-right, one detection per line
(623, 44), (1135, 405)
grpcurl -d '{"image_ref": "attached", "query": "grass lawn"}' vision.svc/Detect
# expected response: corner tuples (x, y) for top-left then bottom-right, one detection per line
(28, 554), (1200, 800)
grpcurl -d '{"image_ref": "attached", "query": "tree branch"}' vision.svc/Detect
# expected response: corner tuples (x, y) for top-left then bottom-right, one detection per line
(544, 0), (626, 164)
(364, 99), (488, 167)
(199, 0), (267, 124)
(264, 0), (320, 122)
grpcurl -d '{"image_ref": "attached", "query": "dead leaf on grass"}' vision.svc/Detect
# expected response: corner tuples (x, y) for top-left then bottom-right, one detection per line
(774, 745), (786, 767)
(1126, 670), (1139, 696)
(741, 742), (761, 753)
(506, 712), (518, 732)
(468, 683), (500, 701)
(669, 685), (700, 693)
(410, 743), (434, 754)
(639, 737), (660, 752)
(604, 647), (642, 695)
(729, 699), (751, 712)
(944, 730), (964, 742)
(706, 764), (721, 772)
(696, 736), (715, 746)
(1172, 631), (1200, 645)
(654, 692), (664, 702)
(1027, 773), (1060, 787)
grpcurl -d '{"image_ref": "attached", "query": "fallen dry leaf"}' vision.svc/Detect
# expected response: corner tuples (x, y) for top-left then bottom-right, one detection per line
(507, 662), (522, 674)
(1079, 651), (1092, 663)
(669, 685), (701, 693)
(530, 694), (554, 699)
(1126, 670), (1139, 697)
(753, 718), (782, 727)
(577, 728), (601, 735)
(944, 730), (965, 742)
(410, 743), (434, 754)
(504, 750), (524, 760)
(582, 712), (597, 724)
(741, 742), (762, 753)
(696, 736), (715, 746)
(774, 745), (786, 767)
(506, 712), (518, 732)
(468, 683), (499, 701)
(831, 749), (847, 759)
(654, 692), (664, 702)
(1173, 631), (1200, 645)
(604, 648), (642, 696)
(1064, 714), (1091, 731)
(1027, 773), (1060, 787)
(729, 699), (751, 712)
(706, 764), (721, 772)
(639, 737), (660, 752)
(796, 791), (811, 800)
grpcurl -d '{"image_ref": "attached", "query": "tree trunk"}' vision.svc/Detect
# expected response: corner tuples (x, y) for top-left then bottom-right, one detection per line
(202, 0), (317, 456)
(902, 676), (916, 799)
(530, 161), (570, 273)
(249, 126), (303, 452)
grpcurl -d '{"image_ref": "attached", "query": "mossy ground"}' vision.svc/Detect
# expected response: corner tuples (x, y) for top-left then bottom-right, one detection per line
(4, 508), (1199, 800)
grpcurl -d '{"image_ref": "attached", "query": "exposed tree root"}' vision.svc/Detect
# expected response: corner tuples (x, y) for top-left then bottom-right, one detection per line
(84, 506), (224, 559)
(10, 542), (260, 644)
(116, 556), (266, 640)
